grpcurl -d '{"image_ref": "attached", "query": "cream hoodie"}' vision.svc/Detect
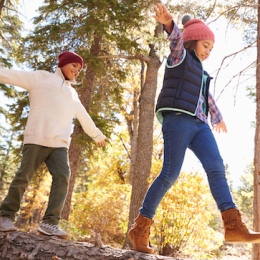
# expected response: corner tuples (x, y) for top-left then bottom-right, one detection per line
(0, 67), (106, 148)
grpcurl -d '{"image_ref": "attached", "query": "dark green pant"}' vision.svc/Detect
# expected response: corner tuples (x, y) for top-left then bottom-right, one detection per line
(0, 144), (70, 225)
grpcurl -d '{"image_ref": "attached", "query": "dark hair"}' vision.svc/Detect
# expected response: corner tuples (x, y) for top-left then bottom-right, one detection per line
(183, 40), (197, 51)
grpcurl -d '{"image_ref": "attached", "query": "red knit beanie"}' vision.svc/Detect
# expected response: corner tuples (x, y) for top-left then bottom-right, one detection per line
(182, 15), (214, 42)
(58, 51), (84, 69)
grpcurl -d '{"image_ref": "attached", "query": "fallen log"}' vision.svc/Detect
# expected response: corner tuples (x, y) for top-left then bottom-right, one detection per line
(0, 231), (181, 260)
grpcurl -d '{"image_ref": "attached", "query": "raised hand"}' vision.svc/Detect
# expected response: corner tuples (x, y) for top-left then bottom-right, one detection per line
(153, 3), (173, 25)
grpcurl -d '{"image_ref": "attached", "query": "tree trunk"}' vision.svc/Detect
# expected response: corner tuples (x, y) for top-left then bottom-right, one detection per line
(125, 23), (163, 248)
(126, 47), (161, 249)
(61, 125), (83, 220)
(128, 86), (140, 185)
(0, 231), (177, 260)
(61, 35), (102, 220)
(253, 0), (260, 258)
(124, 24), (162, 247)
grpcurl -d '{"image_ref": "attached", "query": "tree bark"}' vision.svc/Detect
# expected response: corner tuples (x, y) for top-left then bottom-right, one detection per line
(61, 125), (83, 220)
(127, 86), (140, 185)
(61, 34), (102, 220)
(253, 0), (260, 259)
(0, 231), (178, 260)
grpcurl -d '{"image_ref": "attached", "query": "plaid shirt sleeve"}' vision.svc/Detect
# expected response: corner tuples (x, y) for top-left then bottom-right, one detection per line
(163, 21), (185, 66)
(208, 92), (223, 126)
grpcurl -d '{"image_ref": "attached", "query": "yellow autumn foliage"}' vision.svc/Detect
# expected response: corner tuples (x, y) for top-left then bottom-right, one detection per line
(69, 141), (131, 247)
(151, 171), (223, 258)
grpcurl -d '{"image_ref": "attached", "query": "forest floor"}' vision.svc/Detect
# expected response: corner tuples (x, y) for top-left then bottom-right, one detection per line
(218, 243), (252, 260)
(218, 243), (251, 260)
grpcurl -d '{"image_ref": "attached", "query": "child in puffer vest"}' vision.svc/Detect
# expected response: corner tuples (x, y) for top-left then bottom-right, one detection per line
(128, 3), (260, 254)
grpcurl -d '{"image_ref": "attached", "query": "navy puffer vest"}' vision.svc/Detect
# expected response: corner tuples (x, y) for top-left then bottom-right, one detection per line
(156, 49), (211, 123)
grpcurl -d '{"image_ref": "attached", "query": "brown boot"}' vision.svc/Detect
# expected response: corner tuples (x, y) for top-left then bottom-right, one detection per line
(128, 213), (154, 254)
(222, 208), (260, 243)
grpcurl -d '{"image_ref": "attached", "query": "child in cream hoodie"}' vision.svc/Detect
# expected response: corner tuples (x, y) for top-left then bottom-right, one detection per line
(0, 51), (107, 238)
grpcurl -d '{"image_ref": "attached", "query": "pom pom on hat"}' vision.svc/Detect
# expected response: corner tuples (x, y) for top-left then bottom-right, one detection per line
(58, 51), (84, 69)
(182, 15), (192, 26)
(182, 15), (214, 42)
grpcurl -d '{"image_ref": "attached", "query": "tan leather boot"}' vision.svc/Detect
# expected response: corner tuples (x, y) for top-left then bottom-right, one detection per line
(128, 213), (154, 254)
(222, 208), (260, 243)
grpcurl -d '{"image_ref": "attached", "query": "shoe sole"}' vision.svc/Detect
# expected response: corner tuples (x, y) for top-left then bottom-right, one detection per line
(226, 240), (260, 244)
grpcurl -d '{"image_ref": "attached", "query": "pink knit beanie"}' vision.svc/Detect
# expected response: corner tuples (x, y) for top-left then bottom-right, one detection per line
(182, 15), (215, 42)
(58, 51), (84, 68)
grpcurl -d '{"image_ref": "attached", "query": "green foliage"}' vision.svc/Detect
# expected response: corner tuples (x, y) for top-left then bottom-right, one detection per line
(0, 0), (23, 62)
(220, 0), (257, 45)
(0, 122), (21, 197)
(0, 90), (28, 198)
(17, 0), (153, 69)
(0, 0), (25, 158)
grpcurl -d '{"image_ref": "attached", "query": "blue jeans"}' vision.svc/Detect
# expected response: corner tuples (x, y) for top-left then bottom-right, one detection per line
(140, 112), (236, 219)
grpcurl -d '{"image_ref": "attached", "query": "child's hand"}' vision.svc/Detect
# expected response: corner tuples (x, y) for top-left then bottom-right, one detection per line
(212, 120), (227, 133)
(153, 3), (173, 27)
(95, 138), (109, 147)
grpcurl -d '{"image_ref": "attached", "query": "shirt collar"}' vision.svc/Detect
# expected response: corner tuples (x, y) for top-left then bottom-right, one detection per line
(55, 67), (78, 85)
